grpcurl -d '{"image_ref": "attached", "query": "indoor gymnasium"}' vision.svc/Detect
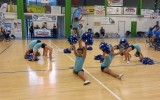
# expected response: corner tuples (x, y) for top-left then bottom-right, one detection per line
(1, 0), (160, 100)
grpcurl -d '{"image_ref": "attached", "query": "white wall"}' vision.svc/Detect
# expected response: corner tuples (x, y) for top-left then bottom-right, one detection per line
(80, 15), (158, 37)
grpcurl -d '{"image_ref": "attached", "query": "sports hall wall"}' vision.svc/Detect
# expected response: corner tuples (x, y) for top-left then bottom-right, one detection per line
(3, 8), (159, 38)
(80, 15), (158, 37)
(1, 0), (160, 38)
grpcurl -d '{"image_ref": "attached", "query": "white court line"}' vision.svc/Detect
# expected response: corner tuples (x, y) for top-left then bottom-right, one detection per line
(51, 42), (122, 100)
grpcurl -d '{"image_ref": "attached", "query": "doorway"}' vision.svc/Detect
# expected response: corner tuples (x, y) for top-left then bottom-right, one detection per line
(118, 21), (125, 37)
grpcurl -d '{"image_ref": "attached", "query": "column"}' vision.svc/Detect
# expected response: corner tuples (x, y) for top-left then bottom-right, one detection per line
(17, 0), (25, 38)
(65, 0), (72, 37)
(104, 0), (108, 16)
(138, 0), (143, 15)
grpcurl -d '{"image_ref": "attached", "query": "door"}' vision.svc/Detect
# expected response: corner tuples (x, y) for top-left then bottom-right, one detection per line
(131, 21), (137, 37)
(118, 21), (125, 37)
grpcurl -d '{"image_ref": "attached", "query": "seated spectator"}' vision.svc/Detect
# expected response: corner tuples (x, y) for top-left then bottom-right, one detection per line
(42, 22), (47, 29)
(1, 27), (10, 42)
(100, 27), (105, 37)
(34, 25), (40, 29)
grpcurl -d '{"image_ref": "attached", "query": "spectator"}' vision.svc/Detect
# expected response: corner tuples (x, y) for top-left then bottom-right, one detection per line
(34, 25), (40, 29)
(1, 27), (10, 42)
(0, 26), (4, 41)
(100, 27), (105, 37)
(29, 23), (34, 37)
(53, 25), (58, 38)
(42, 22), (47, 29)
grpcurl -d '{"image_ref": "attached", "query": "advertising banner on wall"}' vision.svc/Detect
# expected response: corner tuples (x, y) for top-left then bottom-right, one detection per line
(32, 15), (57, 29)
(41, 0), (49, 3)
(4, 23), (12, 34)
(14, 19), (22, 38)
(108, 0), (123, 6)
(0, 3), (7, 26)
(0, 3), (8, 12)
(27, 5), (46, 13)
(107, 7), (123, 14)
(32, 15), (57, 22)
(101, 17), (115, 25)
(34, 29), (51, 37)
(94, 6), (105, 16)
(141, 9), (154, 15)
(124, 7), (137, 15)
(51, 6), (61, 14)
(86, 6), (94, 14)
(0, 12), (5, 26)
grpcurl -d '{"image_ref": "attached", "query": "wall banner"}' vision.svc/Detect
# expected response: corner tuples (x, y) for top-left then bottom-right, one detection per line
(94, 6), (105, 16)
(108, 0), (123, 6)
(27, 5), (46, 13)
(107, 7), (123, 14)
(124, 7), (137, 15)
(34, 29), (51, 37)
(32, 15), (57, 22)
(14, 19), (22, 38)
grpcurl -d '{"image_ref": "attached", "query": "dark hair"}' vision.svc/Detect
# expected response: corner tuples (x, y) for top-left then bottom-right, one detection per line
(120, 53), (124, 56)
(79, 24), (83, 28)
(88, 28), (92, 32)
(37, 40), (41, 43)
(73, 28), (78, 31)
(29, 49), (33, 53)
(77, 48), (84, 52)
(41, 43), (47, 48)
(75, 17), (79, 21)
(136, 51), (140, 56)
(114, 45), (119, 49)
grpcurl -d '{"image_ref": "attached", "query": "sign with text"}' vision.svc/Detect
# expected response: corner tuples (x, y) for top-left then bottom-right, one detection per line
(94, 6), (105, 16)
(34, 29), (51, 37)
(14, 19), (22, 38)
(141, 9), (154, 15)
(108, 0), (123, 6)
(86, 6), (94, 14)
(32, 15), (57, 22)
(51, 6), (61, 14)
(0, 3), (8, 13)
(107, 7), (123, 14)
(41, 0), (49, 3)
(4, 23), (11, 34)
(27, 5), (45, 13)
(124, 7), (137, 15)
(0, 3), (7, 26)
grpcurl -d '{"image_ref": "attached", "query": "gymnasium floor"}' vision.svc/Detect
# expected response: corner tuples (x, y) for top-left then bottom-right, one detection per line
(0, 38), (160, 100)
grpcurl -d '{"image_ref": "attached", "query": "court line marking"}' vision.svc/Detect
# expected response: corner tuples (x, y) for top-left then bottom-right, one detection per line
(0, 41), (14, 55)
(51, 42), (122, 100)
(0, 68), (69, 74)
(1, 62), (160, 74)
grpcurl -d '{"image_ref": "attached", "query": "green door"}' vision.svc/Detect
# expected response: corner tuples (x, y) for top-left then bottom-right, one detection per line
(131, 21), (137, 37)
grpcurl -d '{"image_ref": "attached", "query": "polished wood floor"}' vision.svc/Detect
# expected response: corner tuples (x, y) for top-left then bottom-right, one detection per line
(0, 38), (160, 100)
